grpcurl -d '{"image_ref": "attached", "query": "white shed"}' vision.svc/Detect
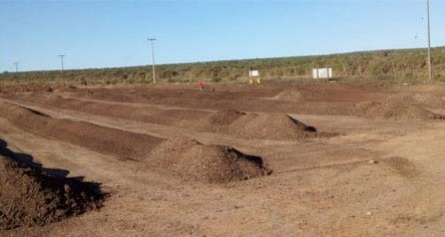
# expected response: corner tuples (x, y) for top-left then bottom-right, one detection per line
(313, 68), (333, 79)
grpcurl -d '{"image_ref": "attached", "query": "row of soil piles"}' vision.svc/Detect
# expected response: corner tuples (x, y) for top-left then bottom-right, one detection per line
(1, 102), (271, 184)
(5, 95), (334, 141)
(1, 101), (163, 161)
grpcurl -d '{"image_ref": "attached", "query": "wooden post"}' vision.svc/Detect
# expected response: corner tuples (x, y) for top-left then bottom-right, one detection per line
(392, 62), (397, 80)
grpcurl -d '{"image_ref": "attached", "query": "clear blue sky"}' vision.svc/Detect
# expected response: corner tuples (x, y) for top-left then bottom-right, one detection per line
(1, 0), (444, 72)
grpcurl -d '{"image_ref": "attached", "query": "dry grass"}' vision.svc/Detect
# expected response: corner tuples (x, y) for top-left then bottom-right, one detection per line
(1, 47), (445, 88)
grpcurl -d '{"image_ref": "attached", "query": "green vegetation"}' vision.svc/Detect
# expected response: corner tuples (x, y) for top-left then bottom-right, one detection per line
(1, 47), (445, 87)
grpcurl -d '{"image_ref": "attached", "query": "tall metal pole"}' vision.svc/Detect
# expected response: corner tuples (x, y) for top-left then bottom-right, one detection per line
(14, 62), (19, 72)
(427, 0), (432, 81)
(58, 54), (65, 71)
(147, 38), (156, 84)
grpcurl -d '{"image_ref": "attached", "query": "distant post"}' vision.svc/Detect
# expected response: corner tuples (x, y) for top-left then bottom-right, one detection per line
(147, 38), (157, 84)
(58, 55), (65, 71)
(58, 54), (66, 84)
(14, 62), (19, 72)
(426, 0), (432, 81)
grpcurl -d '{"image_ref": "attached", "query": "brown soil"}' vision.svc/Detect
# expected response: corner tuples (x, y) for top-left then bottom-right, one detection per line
(2, 83), (445, 236)
(207, 110), (246, 126)
(1, 101), (163, 160)
(59, 86), (353, 115)
(15, 94), (210, 128)
(149, 138), (270, 183)
(0, 155), (103, 230)
(229, 113), (323, 140)
(383, 104), (444, 120)
(269, 89), (302, 102)
(411, 93), (445, 109)
(357, 94), (445, 120)
(382, 156), (419, 179)
(201, 110), (332, 140)
(5, 95), (334, 141)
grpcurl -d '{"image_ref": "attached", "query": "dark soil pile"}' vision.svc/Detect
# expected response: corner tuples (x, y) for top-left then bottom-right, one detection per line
(382, 156), (419, 178)
(198, 110), (246, 133)
(149, 138), (271, 183)
(356, 95), (445, 120)
(1, 101), (164, 160)
(203, 110), (330, 140)
(0, 155), (103, 230)
(269, 89), (302, 102)
(14, 94), (210, 128)
(207, 110), (246, 126)
(229, 113), (322, 140)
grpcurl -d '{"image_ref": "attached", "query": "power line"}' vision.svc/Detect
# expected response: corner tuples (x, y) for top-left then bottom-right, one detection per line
(147, 38), (157, 84)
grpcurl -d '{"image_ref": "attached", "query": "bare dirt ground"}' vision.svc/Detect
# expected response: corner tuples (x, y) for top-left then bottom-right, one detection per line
(1, 82), (445, 236)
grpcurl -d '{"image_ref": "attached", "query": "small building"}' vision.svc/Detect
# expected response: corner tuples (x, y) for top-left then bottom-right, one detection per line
(249, 69), (260, 77)
(312, 68), (333, 79)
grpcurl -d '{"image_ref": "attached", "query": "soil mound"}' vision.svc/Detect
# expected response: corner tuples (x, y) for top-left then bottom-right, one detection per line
(270, 89), (302, 102)
(149, 138), (271, 183)
(0, 155), (103, 230)
(383, 104), (444, 120)
(208, 110), (246, 126)
(412, 93), (445, 109)
(383, 156), (419, 178)
(229, 113), (321, 140)
(356, 94), (445, 120)
(202, 111), (332, 140)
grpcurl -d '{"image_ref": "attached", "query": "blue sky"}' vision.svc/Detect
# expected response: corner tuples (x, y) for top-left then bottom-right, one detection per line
(1, 0), (444, 72)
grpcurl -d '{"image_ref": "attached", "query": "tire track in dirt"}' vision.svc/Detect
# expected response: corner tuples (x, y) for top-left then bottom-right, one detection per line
(258, 142), (380, 174)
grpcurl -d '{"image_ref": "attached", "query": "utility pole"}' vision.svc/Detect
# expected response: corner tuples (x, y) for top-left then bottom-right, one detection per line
(14, 62), (19, 72)
(147, 38), (157, 83)
(58, 54), (65, 71)
(58, 55), (66, 85)
(426, 0), (432, 81)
